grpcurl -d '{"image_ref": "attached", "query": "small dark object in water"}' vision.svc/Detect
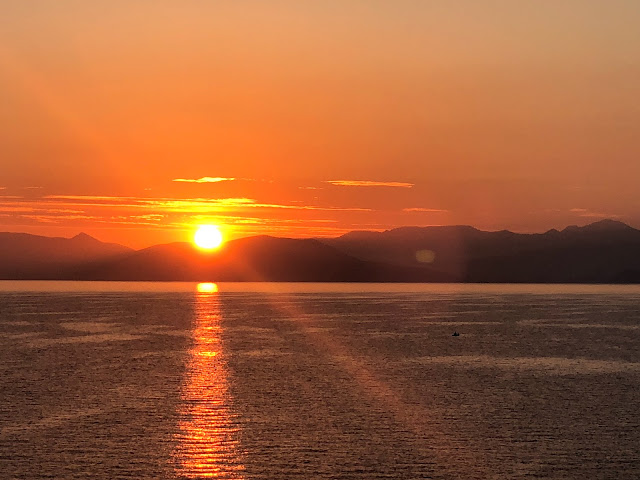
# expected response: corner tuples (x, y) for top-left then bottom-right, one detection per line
(452, 331), (460, 337)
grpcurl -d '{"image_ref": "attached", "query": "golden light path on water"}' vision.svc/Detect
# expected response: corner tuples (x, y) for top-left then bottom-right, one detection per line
(173, 283), (244, 479)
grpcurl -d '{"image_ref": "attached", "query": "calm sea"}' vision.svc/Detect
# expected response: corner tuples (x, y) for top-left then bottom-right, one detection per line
(1, 282), (639, 479)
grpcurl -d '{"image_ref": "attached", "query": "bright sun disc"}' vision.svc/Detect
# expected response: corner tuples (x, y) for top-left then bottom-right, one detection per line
(194, 225), (223, 250)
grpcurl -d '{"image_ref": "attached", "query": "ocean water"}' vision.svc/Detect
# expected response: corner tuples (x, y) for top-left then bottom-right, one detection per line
(0, 282), (639, 479)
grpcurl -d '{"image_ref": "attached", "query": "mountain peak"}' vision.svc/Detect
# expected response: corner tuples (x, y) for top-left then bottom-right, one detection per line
(71, 232), (98, 242)
(586, 219), (633, 230)
(563, 219), (634, 233)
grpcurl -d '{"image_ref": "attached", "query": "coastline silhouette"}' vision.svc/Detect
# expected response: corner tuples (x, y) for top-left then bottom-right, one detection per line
(1, 219), (639, 283)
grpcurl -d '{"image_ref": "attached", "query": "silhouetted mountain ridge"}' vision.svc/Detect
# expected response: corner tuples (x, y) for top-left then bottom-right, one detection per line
(76, 236), (450, 282)
(562, 219), (633, 233)
(1, 219), (639, 282)
(322, 219), (640, 283)
(0, 232), (133, 279)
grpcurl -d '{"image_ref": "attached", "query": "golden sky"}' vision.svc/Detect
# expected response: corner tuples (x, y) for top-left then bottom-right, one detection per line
(1, 1), (639, 247)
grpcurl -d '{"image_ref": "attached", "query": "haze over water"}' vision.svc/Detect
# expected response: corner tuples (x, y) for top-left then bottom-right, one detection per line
(1, 282), (639, 479)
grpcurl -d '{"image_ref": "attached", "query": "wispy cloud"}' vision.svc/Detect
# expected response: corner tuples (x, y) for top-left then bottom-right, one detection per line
(0, 195), (374, 238)
(41, 195), (370, 213)
(253, 203), (370, 212)
(173, 177), (235, 183)
(403, 207), (448, 213)
(327, 180), (414, 188)
(44, 195), (256, 211)
(570, 208), (621, 219)
(45, 195), (135, 202)
(0, 206), (84, 214)
(19, 215), (60, 224)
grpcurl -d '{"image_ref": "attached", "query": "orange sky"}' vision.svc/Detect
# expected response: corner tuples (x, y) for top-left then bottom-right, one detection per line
(1, 1), (639, 248)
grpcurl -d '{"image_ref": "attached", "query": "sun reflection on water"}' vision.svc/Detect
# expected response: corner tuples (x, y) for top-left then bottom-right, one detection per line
(197, 282), (219, 293)
(173, 283), (244, 478)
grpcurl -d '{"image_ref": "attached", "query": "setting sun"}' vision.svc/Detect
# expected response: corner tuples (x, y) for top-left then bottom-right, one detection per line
(194, 225), (223, 250)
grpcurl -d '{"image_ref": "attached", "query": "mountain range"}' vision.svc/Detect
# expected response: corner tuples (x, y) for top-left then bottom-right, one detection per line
(1, 219), (639, 283)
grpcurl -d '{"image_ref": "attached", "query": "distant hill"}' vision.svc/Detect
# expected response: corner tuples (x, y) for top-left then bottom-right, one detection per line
(0, 232), (133, 279)
(322, 219), (640, 283)
(75, 235), (450, 282)
(1, 220), (639, 282)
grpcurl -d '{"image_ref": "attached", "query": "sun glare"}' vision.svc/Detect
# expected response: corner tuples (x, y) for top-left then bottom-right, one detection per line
(194, 225), (223, 250)
(197, 282), (218, 293)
